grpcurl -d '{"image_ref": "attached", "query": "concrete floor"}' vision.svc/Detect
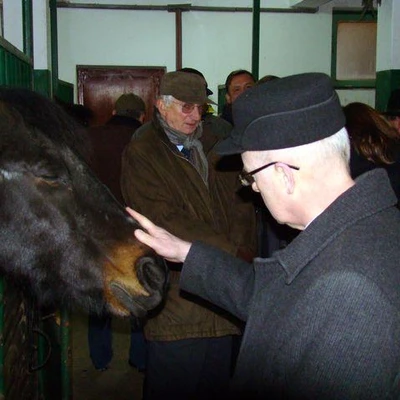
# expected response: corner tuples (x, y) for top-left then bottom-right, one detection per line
(71, 311), (144, 400)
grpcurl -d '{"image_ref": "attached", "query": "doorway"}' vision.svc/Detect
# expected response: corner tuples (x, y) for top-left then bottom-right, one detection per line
(77, 66), (166, 126)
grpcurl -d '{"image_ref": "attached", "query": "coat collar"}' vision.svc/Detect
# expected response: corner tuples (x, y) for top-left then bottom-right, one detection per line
(275, 168), (397, 284)
(151, 112), (220, 155)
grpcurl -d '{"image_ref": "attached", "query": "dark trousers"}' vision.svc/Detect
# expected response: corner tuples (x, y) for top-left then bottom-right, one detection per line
(88, 313), (147, 370)
(143, 336), (233, 400)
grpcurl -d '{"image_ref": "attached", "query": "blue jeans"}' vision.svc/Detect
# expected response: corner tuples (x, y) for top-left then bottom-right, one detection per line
(88, 312), (146, 370)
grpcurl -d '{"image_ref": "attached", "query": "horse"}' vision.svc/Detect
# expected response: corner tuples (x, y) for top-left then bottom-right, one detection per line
(0, 87), (168, 317)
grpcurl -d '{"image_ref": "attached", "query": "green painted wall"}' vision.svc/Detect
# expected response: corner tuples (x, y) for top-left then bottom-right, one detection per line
(0, 46), (32, 89)
(56, 79), (74, 103)
(376, 69), (400, 112)
(33, 69), (51, 97)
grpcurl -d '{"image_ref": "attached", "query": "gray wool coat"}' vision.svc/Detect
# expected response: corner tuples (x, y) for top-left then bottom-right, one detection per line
(181, 168), (400, 399)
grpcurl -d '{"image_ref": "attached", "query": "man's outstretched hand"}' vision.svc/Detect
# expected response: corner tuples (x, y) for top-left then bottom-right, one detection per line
(126, 208), (192, 263)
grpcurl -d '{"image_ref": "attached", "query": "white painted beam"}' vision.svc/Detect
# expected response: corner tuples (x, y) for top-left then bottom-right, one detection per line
(289, 0), (332, 8)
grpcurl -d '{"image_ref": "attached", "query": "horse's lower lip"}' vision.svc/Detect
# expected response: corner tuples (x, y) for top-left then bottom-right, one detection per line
(109, 281), (147, 317)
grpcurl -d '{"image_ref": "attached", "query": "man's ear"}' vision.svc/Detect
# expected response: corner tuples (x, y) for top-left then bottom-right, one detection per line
(275, 163), (296, 194)
(225, 93), (232, 104)
(156, 98), (166, 116)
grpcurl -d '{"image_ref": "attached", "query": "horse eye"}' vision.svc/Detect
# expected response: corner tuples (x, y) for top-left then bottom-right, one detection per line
(41, 175), (58, 181)
(40, 175), (59, 186)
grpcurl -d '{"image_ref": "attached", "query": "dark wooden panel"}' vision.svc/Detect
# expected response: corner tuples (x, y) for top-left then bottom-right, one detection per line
(77, 66), (166, 126)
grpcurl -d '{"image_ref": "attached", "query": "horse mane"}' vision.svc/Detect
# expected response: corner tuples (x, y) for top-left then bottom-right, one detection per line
(0, 87), (91, 162)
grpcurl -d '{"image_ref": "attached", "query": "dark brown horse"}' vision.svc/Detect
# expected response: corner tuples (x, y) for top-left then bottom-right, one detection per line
(0, 88), (167, 317)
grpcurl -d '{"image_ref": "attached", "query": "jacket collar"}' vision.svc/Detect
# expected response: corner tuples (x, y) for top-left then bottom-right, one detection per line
(275, 169), (397, 284)
(151, 111), (220, 155)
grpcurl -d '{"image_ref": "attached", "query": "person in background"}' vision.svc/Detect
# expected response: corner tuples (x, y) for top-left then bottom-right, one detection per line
(87, 93), (145, 203)
(220, 70), (267, 259)
(220, 69), (255, 125)
(383, 88), (400, 134)
(86, 93), (147, 372)
(128, 72), (400, 399)
(121, 71), (257, 400)
(343, 101), (400, 202)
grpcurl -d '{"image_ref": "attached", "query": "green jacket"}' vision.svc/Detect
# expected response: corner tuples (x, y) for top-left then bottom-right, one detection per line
(121, 116), (257, 341)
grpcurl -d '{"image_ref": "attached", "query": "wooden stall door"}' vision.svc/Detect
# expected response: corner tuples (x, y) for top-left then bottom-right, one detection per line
(77, 66), (166, 126)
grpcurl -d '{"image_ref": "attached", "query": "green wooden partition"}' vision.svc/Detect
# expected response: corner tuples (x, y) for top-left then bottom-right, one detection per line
(0, 34), (73, 399)
(0, 37), (32, 89)
(56, 80), (74, 103)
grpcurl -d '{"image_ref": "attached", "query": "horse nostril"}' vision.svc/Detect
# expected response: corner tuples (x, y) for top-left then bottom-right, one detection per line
(108, 255), (167, 318)
(109, 281), (147, 318)
(136, 256), (169, 293)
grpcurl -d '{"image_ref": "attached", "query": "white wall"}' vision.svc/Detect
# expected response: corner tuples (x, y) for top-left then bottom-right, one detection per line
(181, 11), (254, 95)
(259, 10), (331, 77)
(377, 0), (400, 71)
(67, 0), (292, 7)
(57, 5), (334, 103)
(58, 9), (175, 85)
(55, 0), (375, 106)
(3, 0), (23, 51)
(33, 0), (51, 70)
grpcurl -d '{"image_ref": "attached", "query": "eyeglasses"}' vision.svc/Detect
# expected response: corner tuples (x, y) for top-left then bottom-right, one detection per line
(171, 100), (204, 115)
(238, 161), (300, 187)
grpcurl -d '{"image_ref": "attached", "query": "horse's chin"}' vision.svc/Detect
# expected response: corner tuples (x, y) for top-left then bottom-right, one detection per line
(109, 281), (148, 318)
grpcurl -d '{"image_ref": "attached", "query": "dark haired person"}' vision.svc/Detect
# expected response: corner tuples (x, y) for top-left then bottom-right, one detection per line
(129, 73), (400, 399)
(344, 101), (400, 202)
(221, 69), (255, 125)
(87, 93), (147, 373)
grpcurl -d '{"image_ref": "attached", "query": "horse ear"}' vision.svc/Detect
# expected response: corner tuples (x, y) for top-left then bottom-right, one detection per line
(0, 100), (24, 132)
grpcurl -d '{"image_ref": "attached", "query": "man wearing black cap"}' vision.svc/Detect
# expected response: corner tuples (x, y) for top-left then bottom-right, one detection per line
(121, 71), (257, 400)
(128, 72), (400, 399)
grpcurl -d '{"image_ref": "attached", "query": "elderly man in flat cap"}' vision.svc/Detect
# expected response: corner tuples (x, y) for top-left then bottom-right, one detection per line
(121, 71), (257, 400)
(128, 72), (400, 399)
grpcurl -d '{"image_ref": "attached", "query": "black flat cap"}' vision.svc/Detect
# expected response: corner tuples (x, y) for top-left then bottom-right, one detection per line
(216, 72), (345, 155)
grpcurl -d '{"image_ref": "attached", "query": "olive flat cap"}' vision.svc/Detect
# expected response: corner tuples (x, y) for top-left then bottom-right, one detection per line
(160, 71), (216, 104)
(178, 67), (214, 96)
(216, 72), (345, 155)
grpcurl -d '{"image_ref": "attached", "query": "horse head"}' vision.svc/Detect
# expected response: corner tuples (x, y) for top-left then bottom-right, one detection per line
(0, 88), (168, 317)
